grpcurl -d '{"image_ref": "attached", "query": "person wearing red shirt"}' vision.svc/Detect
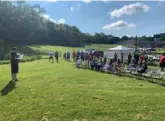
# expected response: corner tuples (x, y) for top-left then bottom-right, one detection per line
(160, 53), (165, 71)
(139, 54), (145, 65)
(88, 53), (93, 67)
(72, 50), (76, 62)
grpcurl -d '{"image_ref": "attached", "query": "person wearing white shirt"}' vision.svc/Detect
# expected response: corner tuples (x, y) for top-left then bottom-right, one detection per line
(49, 51), (54, 63)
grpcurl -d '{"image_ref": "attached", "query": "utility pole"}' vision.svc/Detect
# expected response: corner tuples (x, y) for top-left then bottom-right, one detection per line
(135, 35), (138, 50)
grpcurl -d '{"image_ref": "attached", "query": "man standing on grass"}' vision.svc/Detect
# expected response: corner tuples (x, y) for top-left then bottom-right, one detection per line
(121, 52), (124, 63)
(49, 50), (54, 63)
(10, 47), (21, 82)
(72, 50), (76, 62)
(160, 53), (165, 71)
(114, 52), (117, 62)
(55, 51), (59, 63)
(128, 53), (132, 65)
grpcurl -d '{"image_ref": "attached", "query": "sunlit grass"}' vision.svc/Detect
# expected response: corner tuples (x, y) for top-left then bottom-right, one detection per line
(0, 45), (165, 121)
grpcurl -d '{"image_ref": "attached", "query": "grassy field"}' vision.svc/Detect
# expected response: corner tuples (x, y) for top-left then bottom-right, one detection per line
(0, 45), (165, 121)
(29, 44), (119, 54)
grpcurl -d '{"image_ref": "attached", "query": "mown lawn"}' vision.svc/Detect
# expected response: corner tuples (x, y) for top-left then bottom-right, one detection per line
(29, 44), (119, 54)
(0, 57), (165, 121)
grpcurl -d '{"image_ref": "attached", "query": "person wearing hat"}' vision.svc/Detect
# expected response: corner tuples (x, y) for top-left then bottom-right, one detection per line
(10, 47), (20, 82)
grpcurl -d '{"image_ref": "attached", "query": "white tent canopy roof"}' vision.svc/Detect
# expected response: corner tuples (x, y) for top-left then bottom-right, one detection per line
(108, 45), (134, 51)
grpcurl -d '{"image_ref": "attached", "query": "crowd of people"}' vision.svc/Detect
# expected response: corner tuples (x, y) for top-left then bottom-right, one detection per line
(70, 50), (124, 73)
(71, 50), (165, 75)
(9, 47), (165, 82)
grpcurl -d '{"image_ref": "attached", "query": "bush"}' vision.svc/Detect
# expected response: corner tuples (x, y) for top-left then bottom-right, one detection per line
(0, 55), (42, 65)
(0, 60), (10, 65)
(20, 59), (27, 62)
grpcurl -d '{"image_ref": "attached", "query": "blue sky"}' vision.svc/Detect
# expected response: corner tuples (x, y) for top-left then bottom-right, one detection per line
(28, 1), (165, 37)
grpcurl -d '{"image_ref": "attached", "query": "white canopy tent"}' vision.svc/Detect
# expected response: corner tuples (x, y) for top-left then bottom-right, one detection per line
(104, 45), (135, 60)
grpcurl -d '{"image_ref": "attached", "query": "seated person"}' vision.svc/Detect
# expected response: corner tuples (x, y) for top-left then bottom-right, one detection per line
(137, 60), (148, 73)
(76, 57), (81, 68)
(97, 58), (103, 71)
(127, 59), (137, 70)
(101, 64), (110, 72)
(116, 59), (122, 73)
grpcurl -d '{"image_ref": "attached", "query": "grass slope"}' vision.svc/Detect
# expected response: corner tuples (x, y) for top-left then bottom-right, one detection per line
(29, 44), (119, 54)
(0, 58), (165, 121)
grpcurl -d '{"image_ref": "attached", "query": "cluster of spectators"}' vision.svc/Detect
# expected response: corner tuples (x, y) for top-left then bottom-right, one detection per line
(74, 50), (124, 73)
(127, 52), (149, 73)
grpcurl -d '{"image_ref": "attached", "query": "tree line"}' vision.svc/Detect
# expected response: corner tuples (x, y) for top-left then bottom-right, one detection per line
(0, 1), (164, 58)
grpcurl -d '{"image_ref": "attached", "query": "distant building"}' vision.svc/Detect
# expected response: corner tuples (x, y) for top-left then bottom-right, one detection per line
(119, 38), (165, 48)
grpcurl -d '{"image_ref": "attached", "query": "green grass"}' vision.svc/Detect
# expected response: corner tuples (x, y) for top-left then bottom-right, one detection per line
(29, 44), (119, 54)
(0, 45), (165, 121)
(156, 48), (165, 53)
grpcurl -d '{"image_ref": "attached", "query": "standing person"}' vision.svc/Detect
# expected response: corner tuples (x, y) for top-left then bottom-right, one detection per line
(88, 53), (93, 67)
(67, 52), (70, 61)
(55, 51), (59, 63)
(139, 53), (145, 65)
(121, 52), (124, 63)
(72, 50), (76, 62)
(63, 52), (66, 60)
(76, 51), (80, 61)
(49, 50), (54, 63)
(84, 52), (88, 67)
(10, 47), (21, 82)
(160, 53), (165, 72)
(96, 51), (100, 59)
(80, 51), (84, 62)
(134, 51), (140, 65)
(103, 57), (107, 65)
(114, 52), (117, 62)
(128, 53), (132, 65)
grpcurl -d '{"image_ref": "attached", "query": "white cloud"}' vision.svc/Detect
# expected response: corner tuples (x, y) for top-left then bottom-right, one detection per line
(70, 7), (74, 12)
(47, 0), (57, 2)
(110, 3), (150, 18)
(82, 0), (91, 3)
(57, 18), (66, 24)
(103, 20), (136, 30)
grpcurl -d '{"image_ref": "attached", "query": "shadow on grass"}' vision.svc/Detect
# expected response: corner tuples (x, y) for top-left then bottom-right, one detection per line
(1, 81), (16, 96)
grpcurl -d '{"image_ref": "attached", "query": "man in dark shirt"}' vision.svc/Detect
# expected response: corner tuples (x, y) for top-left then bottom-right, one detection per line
(121, 52), (124, 63)
(55, 51), (59, 63)
(128, 53), (132, 65)
(114, 52), (117, 62)
(11, 47), (19, 82)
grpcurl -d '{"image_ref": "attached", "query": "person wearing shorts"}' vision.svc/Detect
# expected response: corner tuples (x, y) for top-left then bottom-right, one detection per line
(11, 47), (19, 82)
